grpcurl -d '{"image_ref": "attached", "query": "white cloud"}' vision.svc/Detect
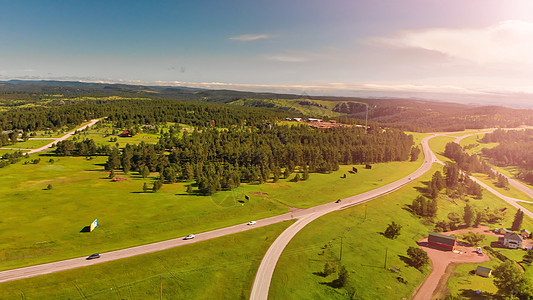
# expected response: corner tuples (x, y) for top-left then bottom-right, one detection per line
(229, 34), (271, 41)
(378, 20), (533, 66)
(265, 55), (308, 62)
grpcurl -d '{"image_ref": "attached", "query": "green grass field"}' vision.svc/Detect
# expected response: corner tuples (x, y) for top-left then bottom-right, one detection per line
(3, 139), (52, 149)
(0, 221), (292, 300)
(428, 135), (455, 163)
(456, 133), (533, 191)
(228, 98), (345, 118)
(0, 149), (423, 270)
(269, 162), (533, 299)
(0, 149), (29, 155)
(447, 232), (533, 298)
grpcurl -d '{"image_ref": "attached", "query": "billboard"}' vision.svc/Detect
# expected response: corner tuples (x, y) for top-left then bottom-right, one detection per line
(90, 219), (98, 232)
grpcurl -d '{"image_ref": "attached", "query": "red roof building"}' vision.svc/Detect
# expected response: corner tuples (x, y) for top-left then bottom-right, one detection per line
(428, 232), (457, 251)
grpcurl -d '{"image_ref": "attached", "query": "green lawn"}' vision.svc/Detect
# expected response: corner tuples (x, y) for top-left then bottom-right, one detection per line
(518, 201), (533, 214)
(0, 221), (292, 299)
(269, 163), (533, 299)
(428, 135), (455, 163)
(262, 160), (423, 208)
(3, 139), (52, 149)
(473, 172), (532, 201)
(0, 150), (423, 270)
(448, 233), (533, 298)
(0, 149), (29, 155)
(456, 133), (533, 191)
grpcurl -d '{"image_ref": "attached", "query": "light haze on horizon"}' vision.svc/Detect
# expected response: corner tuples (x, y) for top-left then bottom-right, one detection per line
(2, 0), (533, 105)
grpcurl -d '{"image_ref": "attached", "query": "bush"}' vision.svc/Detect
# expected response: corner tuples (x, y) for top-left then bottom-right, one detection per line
(384, 221), (402, 239)
(407, 246), (429, 269)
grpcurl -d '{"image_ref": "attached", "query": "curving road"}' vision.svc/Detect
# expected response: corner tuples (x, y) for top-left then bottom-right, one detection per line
(249, 134), (439, 300)
(0, 133), (436, 284)
(4, 127), (533, 299)
(454, 131), (533, 200)
(252, 129), (533, 300)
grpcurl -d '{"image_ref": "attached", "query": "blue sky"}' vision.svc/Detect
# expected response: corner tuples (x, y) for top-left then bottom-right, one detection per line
(2, 0), (533, 105)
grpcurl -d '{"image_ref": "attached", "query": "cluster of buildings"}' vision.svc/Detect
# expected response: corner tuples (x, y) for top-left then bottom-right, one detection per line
(427, 228), (531, 278)
(285, 117), (369, 129)
(495, 228), (531, 249)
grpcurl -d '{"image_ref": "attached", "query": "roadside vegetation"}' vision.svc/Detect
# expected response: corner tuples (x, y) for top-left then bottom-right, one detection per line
(0, 221), (293, 299)
(0, 152), (422, 270)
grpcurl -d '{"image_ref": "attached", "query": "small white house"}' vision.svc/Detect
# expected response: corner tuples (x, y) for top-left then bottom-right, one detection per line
(503, 232), (523, 249)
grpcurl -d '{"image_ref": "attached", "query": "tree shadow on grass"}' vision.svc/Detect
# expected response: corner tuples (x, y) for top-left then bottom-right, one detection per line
(459, 289), (499, 299)
(402, 204), (414, 214)
(398, 255), (425, 273)
(80, 226), (91, 233)
(313, 271), (327, 277)
(319, 278), (344, 289)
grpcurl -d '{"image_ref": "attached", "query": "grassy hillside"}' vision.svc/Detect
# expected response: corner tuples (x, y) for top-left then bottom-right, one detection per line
(0, 221), (293, 299)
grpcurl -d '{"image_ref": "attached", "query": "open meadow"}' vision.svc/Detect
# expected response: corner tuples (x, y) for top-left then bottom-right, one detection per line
(0, 221), (293, 299)
(0, 146), (423, 270)
(269, 163), (533, 299)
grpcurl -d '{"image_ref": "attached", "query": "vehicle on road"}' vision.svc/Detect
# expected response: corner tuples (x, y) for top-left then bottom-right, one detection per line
(476, 247), (483, 254)
(184, 234), (196, 240)
(335, 199), (341, 203)
(247, 221), (257, 225)
(86, 253), (100, 260)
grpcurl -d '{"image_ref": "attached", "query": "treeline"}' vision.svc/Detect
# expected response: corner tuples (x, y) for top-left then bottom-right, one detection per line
(104, 126), (414, 195)
(481, 129), (533, 184)
(443, 142), (492, 174)
(0, 99), (294, 131)
(55, 139), (112, 156)
(0, 151), (24, 168)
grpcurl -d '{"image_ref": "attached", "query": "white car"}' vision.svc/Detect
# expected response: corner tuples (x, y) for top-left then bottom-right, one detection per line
(247, 221), (257, 225)
(184, 234), (196, 240)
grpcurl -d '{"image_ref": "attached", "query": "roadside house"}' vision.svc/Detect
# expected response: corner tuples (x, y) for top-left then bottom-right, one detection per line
(503, 232), (523, 249)
(475, 266), (492, 277)
(428, 232), (457, 251)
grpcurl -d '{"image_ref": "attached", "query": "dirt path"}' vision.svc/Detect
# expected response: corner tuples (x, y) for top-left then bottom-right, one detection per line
(412, 227), (492, 300)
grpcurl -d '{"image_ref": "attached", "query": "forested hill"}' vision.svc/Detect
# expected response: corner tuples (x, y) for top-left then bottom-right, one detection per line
(1, 80), (532, 132)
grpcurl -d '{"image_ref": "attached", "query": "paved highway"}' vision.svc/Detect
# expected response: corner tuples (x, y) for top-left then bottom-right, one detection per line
(454, 131), (533, 200)
(24, 119), (102, 155)
(0, 132), (437, 283)
(249, 134), (439, 300)
(4, 127), (533, 300)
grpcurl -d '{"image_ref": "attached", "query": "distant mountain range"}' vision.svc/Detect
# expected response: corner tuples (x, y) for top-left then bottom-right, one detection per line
(1, 80), (532, 132)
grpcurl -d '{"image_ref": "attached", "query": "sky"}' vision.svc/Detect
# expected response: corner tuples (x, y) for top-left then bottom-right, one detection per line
(2, 0), (533, 106)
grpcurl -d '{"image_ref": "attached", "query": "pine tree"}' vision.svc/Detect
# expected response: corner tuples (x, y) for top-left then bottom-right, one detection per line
(141, 165), (150, 178)
(511, 209), (524, 231)
(432, 171), (444, 191)
(463, 204), (475, 226)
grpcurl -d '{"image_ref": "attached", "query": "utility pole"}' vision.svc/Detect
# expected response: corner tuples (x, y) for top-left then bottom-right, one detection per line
(364, 204), (367, 222)
(339, 237), (343, 263)
(365, 104), (369, 134)
(160, 275), (163, 300)
(384, 247), (388, 269)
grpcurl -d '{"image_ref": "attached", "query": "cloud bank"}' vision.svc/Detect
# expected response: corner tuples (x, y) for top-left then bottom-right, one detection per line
(229, 34), (271, 41)
(379, 20), (533, 66)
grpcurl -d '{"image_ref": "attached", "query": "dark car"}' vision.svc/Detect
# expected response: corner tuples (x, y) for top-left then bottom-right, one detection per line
(86, 253), (100, 260)
(335, 199), (342, 203)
